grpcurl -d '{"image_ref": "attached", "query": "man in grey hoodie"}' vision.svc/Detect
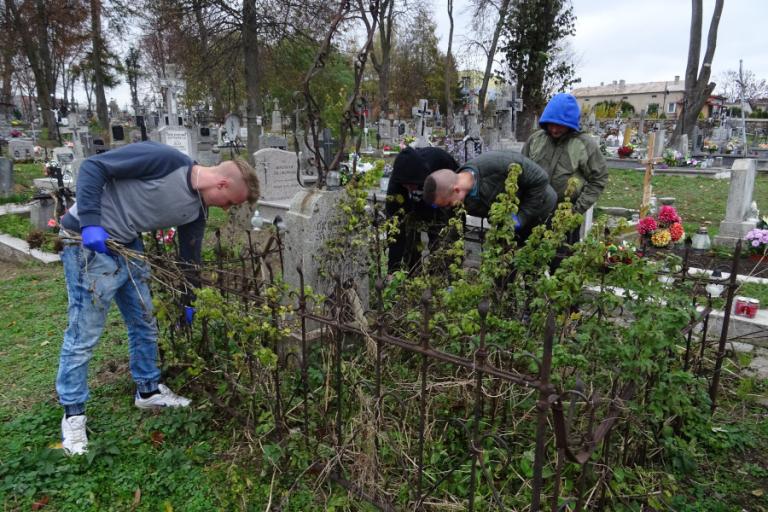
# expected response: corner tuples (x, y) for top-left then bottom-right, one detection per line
(56, 141), (259, 455)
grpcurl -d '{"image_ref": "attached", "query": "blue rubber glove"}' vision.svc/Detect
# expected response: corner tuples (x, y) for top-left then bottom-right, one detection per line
(184, 306), (196, 325)
(81, 225), (110, 254)
(510, 213), (521, 232)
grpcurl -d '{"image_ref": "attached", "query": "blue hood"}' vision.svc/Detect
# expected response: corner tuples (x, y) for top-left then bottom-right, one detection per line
(539, 93), (581, 132)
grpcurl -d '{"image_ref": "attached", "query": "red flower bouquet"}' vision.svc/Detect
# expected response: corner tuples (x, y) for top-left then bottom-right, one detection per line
(637, 205), (684, 248)
(617, 145), (634, 158)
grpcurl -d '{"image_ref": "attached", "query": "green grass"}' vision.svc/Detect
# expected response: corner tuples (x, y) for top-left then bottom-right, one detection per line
(597, 168), (768, 238)
(0, 162), (45, 205)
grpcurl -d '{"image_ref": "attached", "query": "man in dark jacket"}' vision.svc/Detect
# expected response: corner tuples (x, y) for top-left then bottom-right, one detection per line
(423, 151), (557, 242)
(523, 93), (607, 241)
(385, 147), (459, 274)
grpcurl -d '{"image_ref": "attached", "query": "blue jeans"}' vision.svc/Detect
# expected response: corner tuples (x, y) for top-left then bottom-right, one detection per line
(57, 238), (160, 416)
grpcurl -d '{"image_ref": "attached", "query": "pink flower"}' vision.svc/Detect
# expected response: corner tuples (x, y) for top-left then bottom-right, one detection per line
(47, 218), (57, 228)
(658, 205), (680, 225)
(637, 216), (658, 235)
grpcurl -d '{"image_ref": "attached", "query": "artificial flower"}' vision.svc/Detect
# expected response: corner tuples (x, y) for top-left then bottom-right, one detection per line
(637, 216), (658, 235)
(658, 205), (681, 225)
(669, 222), (685, 242)
(651, 229), (672, 247)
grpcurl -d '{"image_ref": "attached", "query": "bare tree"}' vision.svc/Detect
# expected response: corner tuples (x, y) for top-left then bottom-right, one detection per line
(369, 0), (395, 117)
(6, 0), (57, 129)
(301, 0), (380, 186)
(90, 0), (110, 128)
(466, 0), (512, 118)
(716, 67), (768, 103)
(671, 0), (725, 146)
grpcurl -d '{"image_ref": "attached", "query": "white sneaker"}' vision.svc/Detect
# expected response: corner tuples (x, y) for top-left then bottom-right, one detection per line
(134, 384), (191, 409)
(61, 414), (88, 455)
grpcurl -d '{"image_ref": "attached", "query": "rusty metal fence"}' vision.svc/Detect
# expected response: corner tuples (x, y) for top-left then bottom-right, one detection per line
(151, 224), (745, 511)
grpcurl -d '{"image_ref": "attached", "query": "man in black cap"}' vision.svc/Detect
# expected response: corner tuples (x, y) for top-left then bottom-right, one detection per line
(385, 147), (459, 275)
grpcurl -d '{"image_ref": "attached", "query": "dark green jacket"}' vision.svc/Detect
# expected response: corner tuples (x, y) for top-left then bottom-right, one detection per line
(459, 151), (557, 230)
(522, 130), (608, 214)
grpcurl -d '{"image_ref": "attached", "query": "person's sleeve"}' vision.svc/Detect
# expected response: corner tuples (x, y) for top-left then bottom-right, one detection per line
(76, 143), (192, 228)
(516, 157), (551, 228)
(385, 179), (409, 273)
(176, 211), (206, 293)
(521, 136), (532, 157)
(573, 140), (608, 214)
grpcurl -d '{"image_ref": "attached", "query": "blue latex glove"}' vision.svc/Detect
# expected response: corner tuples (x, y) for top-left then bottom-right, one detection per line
(81, 225), (110, 254)
(184, 306), (196, 325)
(510, 213), (521, 231)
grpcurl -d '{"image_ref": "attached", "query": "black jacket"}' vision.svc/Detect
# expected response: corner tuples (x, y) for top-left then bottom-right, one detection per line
(385, 147), (459, 272)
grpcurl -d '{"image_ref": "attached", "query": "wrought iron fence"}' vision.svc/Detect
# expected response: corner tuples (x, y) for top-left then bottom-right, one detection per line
(149, 219), (747, 510)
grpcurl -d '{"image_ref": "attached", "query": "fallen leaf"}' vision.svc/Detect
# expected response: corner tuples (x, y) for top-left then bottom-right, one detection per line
(132, 488), (141, 509)
(753, 489), (764, 497)
(164, 501), (174, 512)
(31, 495), (49, 510)
(49, 442), (63, 450)
(151, 431), (165, 448)
(40, 340), (49, 346)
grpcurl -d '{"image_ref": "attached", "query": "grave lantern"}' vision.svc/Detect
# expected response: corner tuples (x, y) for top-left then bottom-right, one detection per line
(705, 270), (724, 298)
(691, 226), (711, 251)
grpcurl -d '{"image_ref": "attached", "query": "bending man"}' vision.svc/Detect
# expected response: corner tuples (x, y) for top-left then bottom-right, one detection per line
(57, 141), (260, 455)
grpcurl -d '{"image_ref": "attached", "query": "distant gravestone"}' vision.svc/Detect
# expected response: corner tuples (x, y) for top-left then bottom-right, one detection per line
(713, 159), (758, 247)
(160, 127), (192, 156)
(53, 147), (75, 165)
(0, 158), (12, 197)
(270, 99), (282, 133)
(111, 125), (125, 141)
(253, 148), (301, 202)
(258, 134), (288, 150)
(8, 139), (34, 161)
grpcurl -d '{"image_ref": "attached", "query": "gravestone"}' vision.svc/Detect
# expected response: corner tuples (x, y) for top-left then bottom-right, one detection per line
(378, 118), (391, 144)
(713, 159), (758, 247)
(677, 134), (689, 155)
(653, 130), (666, 158)
(254, 148), (303, 202)
(194, 125), (219, 166)
(270, 99), (282, 133)
(0, 158), (12, 197)
(693, 125), (702, 153)
(53, 147), (75, 166)
(259, 134), (288, 150)
(283, 188), (370, 311)
(8, 139), (34, 161)
(253, 148), (315, 222)
(159, 126), (192, 156)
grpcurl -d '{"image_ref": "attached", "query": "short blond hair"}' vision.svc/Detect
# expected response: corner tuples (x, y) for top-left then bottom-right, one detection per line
(232, 158), (260, 203)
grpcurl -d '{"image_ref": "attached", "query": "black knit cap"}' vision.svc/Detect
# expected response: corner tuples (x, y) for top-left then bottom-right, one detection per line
(392, 147), (431, 184)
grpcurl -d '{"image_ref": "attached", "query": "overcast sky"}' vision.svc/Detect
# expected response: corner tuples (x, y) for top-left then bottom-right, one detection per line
(433, 0), (767, 91)
(104, 1), (766, 110)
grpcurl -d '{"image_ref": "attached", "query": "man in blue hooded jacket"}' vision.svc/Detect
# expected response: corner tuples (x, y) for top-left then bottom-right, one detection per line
(522, 93), (607, 227)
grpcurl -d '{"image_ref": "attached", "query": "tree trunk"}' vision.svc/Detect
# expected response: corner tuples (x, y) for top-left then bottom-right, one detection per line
(91, 0), (109, 130)
(243, 0), (261, 161)
(7, 0), (55, 130)
(0, 2), (14, 119)
(671, 0), (724, 146)
(478, 0), (511, 119)
(444, 0), (454, 131)
(372, 0), (394, 118)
